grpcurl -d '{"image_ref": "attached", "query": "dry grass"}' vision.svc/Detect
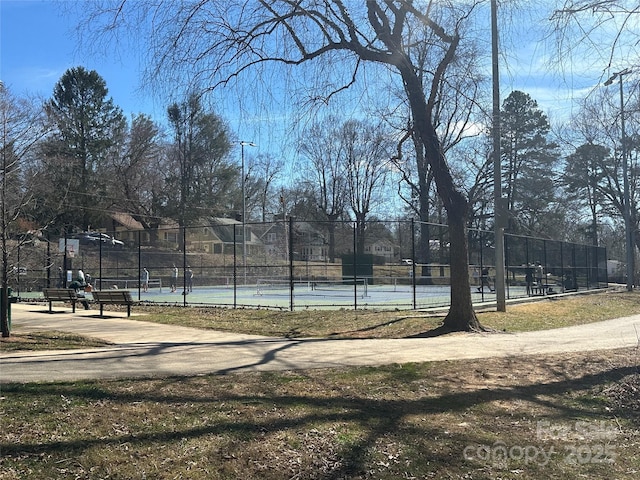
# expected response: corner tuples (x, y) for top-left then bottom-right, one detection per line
(1, 290), (639, 479)
(3, 291), (639, 352)
(133, 289), (640, 338)
(1, 348), (638, 479)
(0, 331), (113, 352)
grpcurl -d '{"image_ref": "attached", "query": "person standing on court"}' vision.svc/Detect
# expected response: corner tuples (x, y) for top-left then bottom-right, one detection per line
(142, 268), (149, 292)
(535, 262), (544, 287)
(525, 265), (534, 296)
(186, 267), (193, 293)
(477, 267), (494, 293)
(170, 265), (178, 292)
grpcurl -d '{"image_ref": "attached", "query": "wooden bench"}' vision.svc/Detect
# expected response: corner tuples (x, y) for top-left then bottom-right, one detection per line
(92, 290), (134, 317)
(42, 288), (80, 313)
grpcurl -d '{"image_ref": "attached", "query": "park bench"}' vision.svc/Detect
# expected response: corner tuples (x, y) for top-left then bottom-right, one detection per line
(531, 284), (556, 296)
(42, 288), (80, 313)
(92, 290), (135, 317)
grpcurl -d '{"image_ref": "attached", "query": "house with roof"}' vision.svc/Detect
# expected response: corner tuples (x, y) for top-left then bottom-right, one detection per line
(363, 239), (397, 263)
(108, 213), (262, 254)
(260, 219), (328, 262)
(188, 217), (262, 255)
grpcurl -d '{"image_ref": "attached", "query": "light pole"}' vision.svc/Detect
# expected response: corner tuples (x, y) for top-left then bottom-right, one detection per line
(605, 68), (634, 291)
(240, 141), (256, 284)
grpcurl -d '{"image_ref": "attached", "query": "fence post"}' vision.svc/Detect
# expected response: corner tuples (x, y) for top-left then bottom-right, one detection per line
(583, 244), (589, 288)
(137, 230), (142, 301)
(543, 239), (548, 290)
(94, 230), (104, 290)
(233, 225), (237, 308)
(289, 216), (294, 311)
(99, 230), (103, 290)
(495, 226), (507, 311)
(182, 227), (187, 307)
(478, 230), (484, 300)
(353, 222), (358, 310)
(46, 236), (51, 289)
(411, 218), (416, 309)
(559, 241), (565, 292)
(572, 243), (577, 289)
(504, 233), (510, 299)
(586, 244), (591, 288)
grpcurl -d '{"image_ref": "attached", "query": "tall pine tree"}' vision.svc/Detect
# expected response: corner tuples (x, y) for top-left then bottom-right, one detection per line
(39, 67), (126, 232)
(501, 91), (560, 236)
(165, 95), (233, 237)
(563, 143), (610, 245)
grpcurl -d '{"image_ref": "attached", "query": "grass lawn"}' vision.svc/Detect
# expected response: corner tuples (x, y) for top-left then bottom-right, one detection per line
(122, 289), (640, 338)
(1, 290), (639, 479)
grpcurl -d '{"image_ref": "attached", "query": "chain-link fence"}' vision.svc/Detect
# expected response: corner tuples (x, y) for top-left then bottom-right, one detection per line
(10, 219), (608, 310)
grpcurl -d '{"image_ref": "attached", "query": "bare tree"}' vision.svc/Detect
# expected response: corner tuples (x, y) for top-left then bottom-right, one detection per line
(550, 1), (639, 74)
(299, 116), (349, 263)
(380, 8), (487, 276)
(83, 1), (487, 331)
(109, 114), (167, 241)
(245, 153), (284, 222)
(1, 84), (46, 336)
(341, 119), (393, 254)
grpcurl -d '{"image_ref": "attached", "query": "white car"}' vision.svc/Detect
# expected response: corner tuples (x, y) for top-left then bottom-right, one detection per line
(91, 233), (125, 247)
(74, 232), (125, 247)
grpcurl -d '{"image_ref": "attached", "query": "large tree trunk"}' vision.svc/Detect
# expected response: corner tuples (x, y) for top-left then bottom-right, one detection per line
(443, 201), (483, 331)
(416, 140), (434, 281)
(401, 63), (483, 332)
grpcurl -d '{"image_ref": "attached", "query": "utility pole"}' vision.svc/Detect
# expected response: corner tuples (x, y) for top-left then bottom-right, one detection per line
(491, 0), (506, 311)
(240, 141), (256, 285)
(605, 68), (634, 291)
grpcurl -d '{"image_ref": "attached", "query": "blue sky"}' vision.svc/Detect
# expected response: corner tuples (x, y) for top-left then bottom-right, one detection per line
(1, 0), (632, 159)
(1, 0), (162, 118)
(6, 0), (636, 226)
(1, 0), (306, 167)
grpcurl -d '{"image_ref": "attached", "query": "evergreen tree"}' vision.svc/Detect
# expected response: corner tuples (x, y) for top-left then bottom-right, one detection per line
(501, 91), (560, 236)
(562, 143), (610, 245)
(39, 67), (126, 232)
(165, 95), (233, 233)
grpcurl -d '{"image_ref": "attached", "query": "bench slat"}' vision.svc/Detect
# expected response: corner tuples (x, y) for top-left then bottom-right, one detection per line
(92, 290), (134, 317)
(42, 288), (79, 313)
(43, 288), (78, 300)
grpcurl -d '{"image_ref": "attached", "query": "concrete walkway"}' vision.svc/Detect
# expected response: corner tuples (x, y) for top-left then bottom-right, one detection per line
(1, 302), (639, 384)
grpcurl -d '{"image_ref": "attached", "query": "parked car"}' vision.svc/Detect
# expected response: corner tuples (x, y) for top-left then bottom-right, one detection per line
(71, 232), (99, 246)
(71, 232), (124, 247)
(90, 232), (125, 247)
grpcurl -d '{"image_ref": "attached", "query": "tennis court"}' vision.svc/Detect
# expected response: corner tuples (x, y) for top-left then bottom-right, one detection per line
(11, 219), (608, 312)
(115, 280), (530, 310)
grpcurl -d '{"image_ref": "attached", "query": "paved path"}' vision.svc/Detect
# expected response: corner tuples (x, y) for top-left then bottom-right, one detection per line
(1, 302), (639, 383)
